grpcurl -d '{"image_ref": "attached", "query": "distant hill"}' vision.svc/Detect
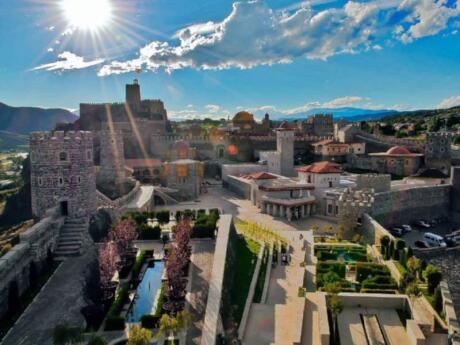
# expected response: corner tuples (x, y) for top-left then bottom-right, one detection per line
(0, 102), (78, 135)
(251, 107), (398, 121)
(0, 131), (28, 151)
(381, 106), (460, 123)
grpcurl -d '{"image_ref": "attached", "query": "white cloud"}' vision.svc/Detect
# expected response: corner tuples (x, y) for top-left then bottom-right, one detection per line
(438, 95), (460, 109)
(47, 48), (54, 53)
(322, 96), (364, 108)
(97, 0), (460, 76)
(32, 52), (105, 72)
(205, 104), (221, 113)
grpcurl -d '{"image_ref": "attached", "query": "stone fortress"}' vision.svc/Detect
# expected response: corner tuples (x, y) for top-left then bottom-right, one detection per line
(30, 131), (96, 219)
(3, 78), (460, 345)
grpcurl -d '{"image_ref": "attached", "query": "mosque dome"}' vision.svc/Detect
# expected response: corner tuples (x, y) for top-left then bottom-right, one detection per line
(386, 146), (411, 155)
(233, 111), (255, 123)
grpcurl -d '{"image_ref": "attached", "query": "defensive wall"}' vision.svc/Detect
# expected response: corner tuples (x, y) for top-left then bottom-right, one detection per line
(202, 215), (237, 345)
(370, 184), (451, 226)
(0, 207), (64, 318)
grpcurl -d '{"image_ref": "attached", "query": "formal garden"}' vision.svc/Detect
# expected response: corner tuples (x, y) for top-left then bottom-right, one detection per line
(63, 212), (205, 344)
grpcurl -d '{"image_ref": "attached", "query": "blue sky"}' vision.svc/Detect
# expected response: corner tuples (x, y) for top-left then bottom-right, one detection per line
(1, 0), (460, 119)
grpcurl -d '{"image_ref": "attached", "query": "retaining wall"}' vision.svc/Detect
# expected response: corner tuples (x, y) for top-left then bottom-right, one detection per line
(201, 215), (237, 345)
(0, 207), (64, 318)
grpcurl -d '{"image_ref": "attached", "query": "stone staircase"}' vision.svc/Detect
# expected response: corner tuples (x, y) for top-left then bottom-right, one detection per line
(54, 218), (88, 259)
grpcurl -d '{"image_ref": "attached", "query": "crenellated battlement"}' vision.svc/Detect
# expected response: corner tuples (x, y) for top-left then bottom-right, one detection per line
(30, 131), (93, 144)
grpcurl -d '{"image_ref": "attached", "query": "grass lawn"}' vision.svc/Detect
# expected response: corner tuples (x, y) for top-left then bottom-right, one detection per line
(394, 261), (408, 276)
(231, 236), (261, 324)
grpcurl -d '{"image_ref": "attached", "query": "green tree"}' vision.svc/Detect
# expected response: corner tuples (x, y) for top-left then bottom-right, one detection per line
(428, 116), (442, 132)
(325, 283), (343, 345)
(127, 325), (152, 345)
(423, 264), (442, 294)
(53, 324), (84, 345)
(405, 282), (421, 297)
(433, 287), (443, 313)
(87, 334), (107, 345)
(380, 236), (390, 256)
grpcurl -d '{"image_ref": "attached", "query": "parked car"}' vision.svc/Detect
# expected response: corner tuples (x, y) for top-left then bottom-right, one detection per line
(412, 220), (431, 229)
(390, 227), (403, 237)
(423, 232), (447, 247)
(414, 240), (429, 248)
(401, 224), (412, 233)
(445, 230), (460, 246)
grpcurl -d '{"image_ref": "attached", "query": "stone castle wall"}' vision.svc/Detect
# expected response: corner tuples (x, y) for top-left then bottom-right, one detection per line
(370, 184), (451, 226)
(30, 131), (96, 219)
(0, 207), (64, 318)
(355, 174), (391, 193)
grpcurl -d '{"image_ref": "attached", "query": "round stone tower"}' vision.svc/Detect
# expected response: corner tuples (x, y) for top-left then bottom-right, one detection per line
(30, 131), (96, 219)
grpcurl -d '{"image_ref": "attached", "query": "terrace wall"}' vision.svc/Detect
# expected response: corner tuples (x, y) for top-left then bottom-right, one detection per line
(202, 215), (237, 345)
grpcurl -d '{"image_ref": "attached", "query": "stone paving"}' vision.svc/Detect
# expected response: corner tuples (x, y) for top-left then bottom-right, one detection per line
(185, 240), (216, 345)
(2, 241), (96, 345)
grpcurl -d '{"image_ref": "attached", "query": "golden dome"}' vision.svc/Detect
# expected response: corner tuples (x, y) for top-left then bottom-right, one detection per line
(233, 111), (255, 123)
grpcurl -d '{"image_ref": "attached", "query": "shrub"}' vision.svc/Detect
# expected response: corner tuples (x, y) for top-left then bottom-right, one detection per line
(433, 287), (443, 313)
(192, 214), (218, 238)
(87, 334), (108, 345)
(156, 211), (170, 224)
(130, 251), (146, 282)
(141, 314), (159, 329)
(317, 262), (346, 278)
(139, 225), (161, 240)
(423, 264), (442, 294)
(105, 284), (129, 330)
(356, 263), (389, 282)
(316, 250), (338, 261)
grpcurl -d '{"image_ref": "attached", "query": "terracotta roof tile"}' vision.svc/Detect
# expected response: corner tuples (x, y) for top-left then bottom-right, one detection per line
(296, 161), (342, 174)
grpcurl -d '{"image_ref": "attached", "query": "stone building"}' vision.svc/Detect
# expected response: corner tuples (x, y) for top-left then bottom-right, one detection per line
(304, 114), (333, 136)
(162, 159), (204, 200)
(99, 125), (126, 184)
(311, 139), (365, 162)
(30, 131), (96, 219)
(261, 121), (295, 177)
(368, 146), (424, 176)
(425, 132), (452, 175)
(78, 79), (170, 159)
(225, 171), (316, 221)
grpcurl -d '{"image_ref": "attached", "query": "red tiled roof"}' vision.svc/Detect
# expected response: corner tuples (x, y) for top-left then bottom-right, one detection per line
(243, 172), (278, 180)
(276, 121), (294, 131)
(311, 139), (334, 146)
(296, 161), (342, 174)
(125, 159), (162, 169)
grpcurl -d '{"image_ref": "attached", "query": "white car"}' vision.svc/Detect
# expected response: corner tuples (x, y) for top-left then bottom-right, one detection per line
(401, 225), (412, 232)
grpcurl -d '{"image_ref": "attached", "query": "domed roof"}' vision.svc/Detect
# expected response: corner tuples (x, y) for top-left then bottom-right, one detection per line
(386, 146), (411, 155)
(173, 140), (190, 150)
(233, 111), (255, 122)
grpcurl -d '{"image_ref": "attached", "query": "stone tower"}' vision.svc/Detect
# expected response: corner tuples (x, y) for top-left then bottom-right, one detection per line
(99, 124), (126, 184)
(30, 131), (96, 219)
(276, 121), (295, 177)
(425, 132), (452, 175)
(126, 79), (141, 110)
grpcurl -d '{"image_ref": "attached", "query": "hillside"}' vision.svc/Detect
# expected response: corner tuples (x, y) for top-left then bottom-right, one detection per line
(0, 102), (78, 134)
(0, 131), (28, 151)
(381, 106), (460, 123)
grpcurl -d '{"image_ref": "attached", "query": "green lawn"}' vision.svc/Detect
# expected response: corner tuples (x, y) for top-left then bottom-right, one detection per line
(231, 236), (261, 324)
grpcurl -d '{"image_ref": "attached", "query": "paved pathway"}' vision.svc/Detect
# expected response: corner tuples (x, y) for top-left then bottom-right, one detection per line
(2, 242), (96, 345)
(185, 240), (216, 345)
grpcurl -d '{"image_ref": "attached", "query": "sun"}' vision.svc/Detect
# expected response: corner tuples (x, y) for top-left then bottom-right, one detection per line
(60, 0), (113, 31)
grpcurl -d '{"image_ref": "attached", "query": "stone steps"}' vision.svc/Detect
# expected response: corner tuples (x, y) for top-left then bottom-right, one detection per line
(54, 218), (88, 259)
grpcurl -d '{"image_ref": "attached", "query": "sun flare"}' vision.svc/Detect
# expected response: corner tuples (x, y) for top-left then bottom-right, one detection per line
(60, 0), (112, 31)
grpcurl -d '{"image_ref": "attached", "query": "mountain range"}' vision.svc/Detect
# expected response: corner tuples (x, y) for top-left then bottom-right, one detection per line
(0, 102), (77, 151)
(251, 107), (398, 121)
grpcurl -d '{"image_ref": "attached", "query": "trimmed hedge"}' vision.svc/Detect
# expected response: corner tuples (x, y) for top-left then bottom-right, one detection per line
(105, 284), (129, 330)
(139, 225), (161, 240)
(356, 263), (389, 282)
(192, 213), (218, 238)
(317, 261), (346, 278)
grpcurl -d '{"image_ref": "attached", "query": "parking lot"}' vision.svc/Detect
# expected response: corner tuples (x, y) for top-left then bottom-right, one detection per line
(394, 220), (460, 248)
